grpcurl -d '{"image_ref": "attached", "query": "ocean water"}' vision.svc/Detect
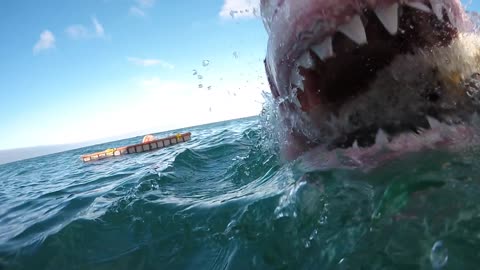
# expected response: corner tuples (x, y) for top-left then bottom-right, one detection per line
(1, 116), (480, 269)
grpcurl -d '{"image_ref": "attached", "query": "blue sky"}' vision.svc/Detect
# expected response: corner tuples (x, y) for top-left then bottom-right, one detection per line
(1, 1), (480, 150)
(0, 0), (267, 150)
(465, 0), (480, 10)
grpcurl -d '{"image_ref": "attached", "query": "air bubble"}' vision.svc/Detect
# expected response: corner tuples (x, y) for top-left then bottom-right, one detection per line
(304, 240), (311, 248)
(430, 240), (448, 269)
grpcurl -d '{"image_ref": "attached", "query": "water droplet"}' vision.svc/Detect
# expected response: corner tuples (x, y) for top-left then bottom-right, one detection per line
(430, 240), (448, 269)
(304, 240), (311, 248)
(198, 84), (203, 88)
(202, 60), (210, 67)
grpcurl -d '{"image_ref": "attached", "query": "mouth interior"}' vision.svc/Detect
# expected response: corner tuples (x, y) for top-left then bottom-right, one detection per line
(292, 4), (459, 149)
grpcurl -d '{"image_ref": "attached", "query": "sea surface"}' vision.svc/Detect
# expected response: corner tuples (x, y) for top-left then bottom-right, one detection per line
(1, 116), (480, 269)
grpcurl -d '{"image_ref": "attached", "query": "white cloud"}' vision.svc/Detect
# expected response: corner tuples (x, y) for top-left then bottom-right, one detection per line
(129, 0), (155, 17)
(92, 17), (105, 37)
(33, 30), (55, 54)
(137, 0), (155, 8)
(129, 6), (145, 17)
(65, 25), (89, 39)
(65, 17), (106, 39)
(219, 0), (260, 19)
(127, 57), (174, 69)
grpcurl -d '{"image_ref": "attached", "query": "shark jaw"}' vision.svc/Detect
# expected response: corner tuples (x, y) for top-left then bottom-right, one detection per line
(261, 0), (480, 165)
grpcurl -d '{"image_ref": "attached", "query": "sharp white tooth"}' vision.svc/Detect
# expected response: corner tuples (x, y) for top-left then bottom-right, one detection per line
(291, 93), (302, 108)
(311, 36), (334, 61)
(375, 129), (389, 145)
(446, 8), (456, 26)
(297, 52), (315, 69)
(405, 2), (431, 13)
(375, 3), (399, 35)
(338, 15), (368, 45)
(430, 0), (444, 21)
(472, 112), (480, 126)
(417, 127), (427, 134)
(427, 116), (442, 129)
(290, 68), (304, 90)
(352, 140), (359, 149)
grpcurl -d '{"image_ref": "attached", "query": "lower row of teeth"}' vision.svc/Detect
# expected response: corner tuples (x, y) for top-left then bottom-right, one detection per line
(347, 115), (471, 149)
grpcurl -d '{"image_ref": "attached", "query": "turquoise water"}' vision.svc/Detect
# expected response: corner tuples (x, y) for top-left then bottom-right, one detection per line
(1, 116), (480, 269)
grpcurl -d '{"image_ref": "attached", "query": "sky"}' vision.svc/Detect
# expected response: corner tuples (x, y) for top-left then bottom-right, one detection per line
(1, 1), (480, 151)
(0, 0), (267, 150)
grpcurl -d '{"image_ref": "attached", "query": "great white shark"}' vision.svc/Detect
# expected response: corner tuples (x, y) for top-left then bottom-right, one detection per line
(260, 0), (480, 169)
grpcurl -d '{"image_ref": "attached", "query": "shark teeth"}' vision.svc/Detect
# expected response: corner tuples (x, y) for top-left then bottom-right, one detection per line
(298, 1), (451, 66)
(292, 0), (460, 64)
(352, 140), (359, 149)
(405, 1), (432, 13)
(290, 68), (305, 91)
(290, 91), (302, 108)
(289, 1), (460, 109)
(338, 15), (368, 45)
(297, 52), (315, 69)
(374, 3), (399, 35)
(427, 116), (442, 129)
(471, 112), (480, 125)
(312, 36), (334, 61)
(445, 7), (456, 27)
(375, 129), (390, 145)
(430, 0), (445, 21)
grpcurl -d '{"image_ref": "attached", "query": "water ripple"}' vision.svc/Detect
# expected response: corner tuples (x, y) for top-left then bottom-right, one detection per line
(2, 117), (480, 269)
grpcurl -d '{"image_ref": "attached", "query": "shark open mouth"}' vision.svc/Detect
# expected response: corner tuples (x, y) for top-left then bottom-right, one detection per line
(273, 0), (480, 162)
(292, 3), (457, 113)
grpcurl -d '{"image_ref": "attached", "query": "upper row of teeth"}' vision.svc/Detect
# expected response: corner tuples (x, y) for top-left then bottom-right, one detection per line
(290, 0), (457, 94)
